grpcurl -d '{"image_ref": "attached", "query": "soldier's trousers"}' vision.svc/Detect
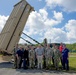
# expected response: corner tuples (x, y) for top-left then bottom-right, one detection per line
(54, 58), (60, 69)
(14, 56), (17, 68)
(29, 58), (35, 68)
(52, 57), (54, 65)
(46, 57), (52, 68)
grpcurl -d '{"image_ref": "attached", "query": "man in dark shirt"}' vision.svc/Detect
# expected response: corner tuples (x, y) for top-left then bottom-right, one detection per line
(62, 44), (69, 71)
(16, 47), (23, 69)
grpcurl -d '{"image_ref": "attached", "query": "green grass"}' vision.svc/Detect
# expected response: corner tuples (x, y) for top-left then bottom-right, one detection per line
(69, 57), (76, 71)
(69, 53), (76, 72)
(0, 54), (2, 56)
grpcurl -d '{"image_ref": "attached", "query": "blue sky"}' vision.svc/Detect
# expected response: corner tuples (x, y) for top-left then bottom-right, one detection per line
(0, 0), (76, 44)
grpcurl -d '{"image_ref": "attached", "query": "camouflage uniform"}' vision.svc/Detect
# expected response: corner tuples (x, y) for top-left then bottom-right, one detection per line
(43, 46), (46, 69)
(52, 46), (55, 65)
(53, 48), (61, 70)
(13, 47), (18, 68)
(45, 47), (53, 69)
(29, 49), (35, 68)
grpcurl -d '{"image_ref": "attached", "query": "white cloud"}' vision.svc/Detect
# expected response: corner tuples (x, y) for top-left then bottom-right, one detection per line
(0, 15), (9, 32)
(19, 39), (26, 44)
(0, 10), (76, 44)
(65, 19), (76, 43)
(44, 11), (63, 26)
(45, 0), (62, 9)
(24, 9), (63, 34)
(45, 0), (76, 12)
(39, 8), (48, 20)
(44, 28), (67, 43)
(53, 11), (63, 21)
(23, 9), (47, 37)
(43, 19), (76, 44)
(44, 19), (58, 26)
(21, 9), (64, 43)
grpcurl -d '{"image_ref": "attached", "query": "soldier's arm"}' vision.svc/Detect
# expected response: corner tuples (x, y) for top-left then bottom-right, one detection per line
(58, 49), (62, 58)
(51, 49), (53, 57)
(34, 51), (35, 59)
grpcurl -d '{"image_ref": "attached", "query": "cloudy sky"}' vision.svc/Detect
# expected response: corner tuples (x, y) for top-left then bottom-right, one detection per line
(0, 0), (76, 44)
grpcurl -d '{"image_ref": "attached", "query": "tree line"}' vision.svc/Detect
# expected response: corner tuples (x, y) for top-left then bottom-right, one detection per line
(66, 43), (76, 52)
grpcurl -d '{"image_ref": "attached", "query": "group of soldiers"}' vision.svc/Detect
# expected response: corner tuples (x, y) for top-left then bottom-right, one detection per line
(13, 43), (69, 71)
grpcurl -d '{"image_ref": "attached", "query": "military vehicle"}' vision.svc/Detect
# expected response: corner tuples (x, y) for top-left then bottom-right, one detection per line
(0, 0), (34, 61)
(0, 0), (34, 53)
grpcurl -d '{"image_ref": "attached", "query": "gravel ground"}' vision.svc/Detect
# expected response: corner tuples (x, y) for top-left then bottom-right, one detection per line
(0, 61), (76, 75)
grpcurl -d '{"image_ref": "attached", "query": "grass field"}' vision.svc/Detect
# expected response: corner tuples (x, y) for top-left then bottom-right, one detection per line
(69, 53), (76, 72)
(69, 57), (76, 71)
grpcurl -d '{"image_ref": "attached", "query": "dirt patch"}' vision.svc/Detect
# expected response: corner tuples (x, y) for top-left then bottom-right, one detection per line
(0, 55), (12, 62)
(0, 56), (5, 62)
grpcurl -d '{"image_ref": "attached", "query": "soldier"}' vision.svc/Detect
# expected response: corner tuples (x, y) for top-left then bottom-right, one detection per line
(43, 38), (47, 69)
(13, 44), (19, 68)
(43, 44), (47, 69)
(53, 45), (61, 70)
(29, 46), (35, 68)
(52, 43), (55, 65)
(45, 44), (53, 69)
